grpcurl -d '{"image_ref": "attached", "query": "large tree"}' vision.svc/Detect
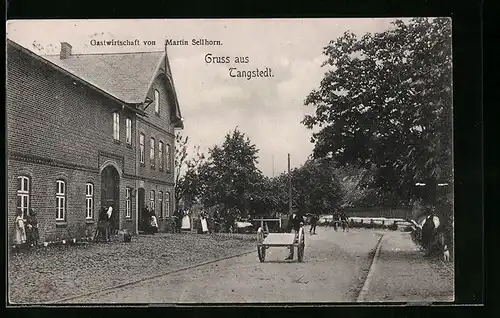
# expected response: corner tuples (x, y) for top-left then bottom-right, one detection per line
(198, 127), (263, 215)
(302, 18), (452, 206)
(291, 159), (343, 215)
(265, 159), (343, 216)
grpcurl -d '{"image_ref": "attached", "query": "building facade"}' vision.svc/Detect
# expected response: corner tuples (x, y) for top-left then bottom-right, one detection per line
(6, 40), (183, 244)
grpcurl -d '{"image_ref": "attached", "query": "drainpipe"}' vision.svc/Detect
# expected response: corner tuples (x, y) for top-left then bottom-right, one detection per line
(135, 120), (140, 235)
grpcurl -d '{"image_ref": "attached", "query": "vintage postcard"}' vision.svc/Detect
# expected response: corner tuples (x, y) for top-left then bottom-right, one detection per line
(6, 18), (454, 305)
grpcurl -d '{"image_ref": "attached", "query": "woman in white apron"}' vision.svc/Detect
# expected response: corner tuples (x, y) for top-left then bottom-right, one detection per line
(14, 210), (27, 245)
(181, 210), (191, 230)
(200, 213), (209, 234)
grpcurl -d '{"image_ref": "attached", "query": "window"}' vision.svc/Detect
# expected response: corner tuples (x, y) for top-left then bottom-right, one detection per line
(158, 191), (163, 218)
(125, 187), (131, 218)
(149, 190), (155, 212)
(113, 112), (120, 141)
(17, 176), (30, 218)
(150, 137), (155, 168)
(159, 141), (164, 171)
(126, 118), (132, 145)
(139, 133), (145, 164)
(165, 191), (171, 217)
(56, 180), (66, 221)
(166, 144), (171, 172)
(85, 183), (94, 220)
(154, 89), (160, 114)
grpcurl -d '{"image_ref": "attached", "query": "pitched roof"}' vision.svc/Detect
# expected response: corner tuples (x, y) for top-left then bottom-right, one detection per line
(7, 39), (184, 127)
(42, 51), (165, 104)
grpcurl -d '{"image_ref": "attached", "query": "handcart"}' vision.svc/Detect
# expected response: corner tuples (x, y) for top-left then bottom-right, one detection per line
(256, 222), (305, 263)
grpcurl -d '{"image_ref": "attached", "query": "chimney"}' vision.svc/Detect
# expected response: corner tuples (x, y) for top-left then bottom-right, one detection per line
(60, 42), (72, 59)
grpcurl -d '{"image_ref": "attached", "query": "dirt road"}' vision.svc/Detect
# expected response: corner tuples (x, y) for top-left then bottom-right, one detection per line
(63, 228), (381, 303)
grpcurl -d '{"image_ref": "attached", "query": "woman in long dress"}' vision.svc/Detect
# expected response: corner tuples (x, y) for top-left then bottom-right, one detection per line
(181, 210), (191, 231)
(14, 210), (27, 245)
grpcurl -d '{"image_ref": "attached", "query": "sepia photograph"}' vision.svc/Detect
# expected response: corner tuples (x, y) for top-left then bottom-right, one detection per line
(6, 18), (454, 304)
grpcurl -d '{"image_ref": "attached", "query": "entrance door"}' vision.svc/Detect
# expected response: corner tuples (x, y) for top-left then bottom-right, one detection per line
(101, 165), (120, 232)
(138, 188), (145, 231)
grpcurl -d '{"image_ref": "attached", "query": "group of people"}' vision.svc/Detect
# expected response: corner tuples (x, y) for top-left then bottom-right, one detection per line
(13, 209), (39, 248)
(333, 211), (349, 232)
(96, 206), (115, 242)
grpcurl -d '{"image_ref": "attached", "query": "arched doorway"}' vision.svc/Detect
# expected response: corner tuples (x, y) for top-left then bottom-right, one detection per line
(101, 165), (120, 233)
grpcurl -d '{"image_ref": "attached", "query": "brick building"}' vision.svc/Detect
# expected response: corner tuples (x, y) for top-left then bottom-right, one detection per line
(6, 39), (183, 244)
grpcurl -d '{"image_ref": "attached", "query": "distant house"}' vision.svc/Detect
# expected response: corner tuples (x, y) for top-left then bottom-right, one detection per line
(7, 39), (184, 243)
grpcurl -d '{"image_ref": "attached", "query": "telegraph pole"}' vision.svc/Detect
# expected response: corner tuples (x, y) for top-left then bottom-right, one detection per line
(288, 153), (292, 215)
(272, 154), (275, 177)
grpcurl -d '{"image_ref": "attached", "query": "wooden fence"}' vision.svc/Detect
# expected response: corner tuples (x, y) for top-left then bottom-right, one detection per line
(343, 207), (411, 219)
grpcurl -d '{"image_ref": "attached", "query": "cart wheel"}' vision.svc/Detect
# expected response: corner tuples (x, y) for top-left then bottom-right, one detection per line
(297, 227), (305, 262)
(257, 227), (266, 262)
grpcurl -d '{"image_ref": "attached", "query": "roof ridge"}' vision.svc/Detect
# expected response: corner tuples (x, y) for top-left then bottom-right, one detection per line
(41, 50), (165, 57)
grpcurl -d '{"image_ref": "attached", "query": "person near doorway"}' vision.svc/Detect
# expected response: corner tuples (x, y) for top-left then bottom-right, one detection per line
(26, 208), (39, 247)
(286, 211), (305, 260)
(13, 210), (27, 247)
(150, 212), (159, 234)
(106, 206), (115, 235)
(95, 206), (110, 242)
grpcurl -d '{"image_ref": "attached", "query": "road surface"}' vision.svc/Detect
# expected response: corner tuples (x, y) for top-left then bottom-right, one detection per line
(63, 228), (382, 303)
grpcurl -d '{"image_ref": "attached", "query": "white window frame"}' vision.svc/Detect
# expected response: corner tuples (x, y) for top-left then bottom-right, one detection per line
(125, 187), (131, 218)
(113, 112), (120, 141)
(150, 137), (155, 168)
(126, 118), (132, 145)
(56, 180), (66, 221)
(154, 89), (160, 114)
(165, 191), (171, 217)
(166, 144), (171, 172)
(149, 190), (155, 212)
(158, 191), (163, 218)
(85, 183), (94, 220)
(139, 133), (145, 164)
(159, 141), (164, 171)
(17, 176), (30, 218)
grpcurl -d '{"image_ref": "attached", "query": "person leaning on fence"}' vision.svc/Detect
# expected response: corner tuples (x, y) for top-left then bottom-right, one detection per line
(286, 211), (305, 260)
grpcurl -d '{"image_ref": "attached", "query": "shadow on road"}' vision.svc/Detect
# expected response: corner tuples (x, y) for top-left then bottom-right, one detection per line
(261, 260), (305, 264)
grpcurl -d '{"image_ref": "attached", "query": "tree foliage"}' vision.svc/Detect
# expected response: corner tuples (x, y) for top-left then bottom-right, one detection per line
(303, 18), (452, 205)
(197, 127), (262, 215)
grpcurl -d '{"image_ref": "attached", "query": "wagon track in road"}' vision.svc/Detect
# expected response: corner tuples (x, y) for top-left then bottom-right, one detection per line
(47, 249), (255, 304)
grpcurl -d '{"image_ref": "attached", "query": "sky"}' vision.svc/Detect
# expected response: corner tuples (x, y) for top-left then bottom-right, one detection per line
(6, 18), (402, 177)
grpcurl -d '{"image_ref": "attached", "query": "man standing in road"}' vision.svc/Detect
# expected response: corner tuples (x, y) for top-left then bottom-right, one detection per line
(309, 214), (318, 235)
(285, 211), (305, 260)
